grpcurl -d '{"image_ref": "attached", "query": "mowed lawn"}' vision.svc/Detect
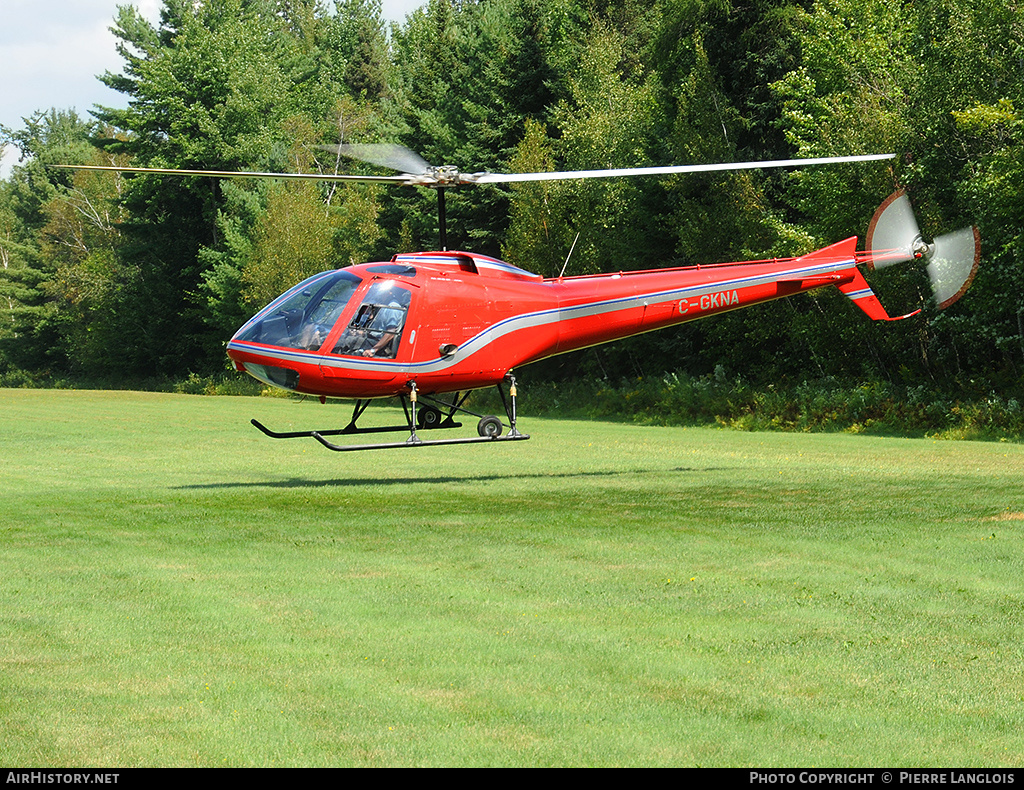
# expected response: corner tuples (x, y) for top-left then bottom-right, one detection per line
(1, 388), (1022, 767)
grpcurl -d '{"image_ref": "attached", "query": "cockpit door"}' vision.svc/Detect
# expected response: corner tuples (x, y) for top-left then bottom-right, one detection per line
(319, 278), (421, 380)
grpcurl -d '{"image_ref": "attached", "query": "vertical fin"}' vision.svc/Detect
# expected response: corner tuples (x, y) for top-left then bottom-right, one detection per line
(838, 265), (920, 321)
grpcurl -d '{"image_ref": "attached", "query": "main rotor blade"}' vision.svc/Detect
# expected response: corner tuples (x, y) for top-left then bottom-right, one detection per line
(47, 164), (413, 184)
(51, 152), (895, 189)
(469, 153), (896, 184)
(322, 143), (431, 176)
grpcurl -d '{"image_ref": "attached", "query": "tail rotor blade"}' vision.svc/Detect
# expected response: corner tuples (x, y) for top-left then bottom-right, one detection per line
(926, 226), (981, 309)
(866, 190), (922, 269)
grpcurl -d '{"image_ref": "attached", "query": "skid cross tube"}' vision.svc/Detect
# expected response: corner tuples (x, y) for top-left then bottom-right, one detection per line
(418, 391), (474, 423)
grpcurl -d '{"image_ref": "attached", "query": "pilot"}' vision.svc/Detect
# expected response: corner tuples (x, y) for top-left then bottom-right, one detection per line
(297, 321), (328, 350)
(360, 301), (406, 358)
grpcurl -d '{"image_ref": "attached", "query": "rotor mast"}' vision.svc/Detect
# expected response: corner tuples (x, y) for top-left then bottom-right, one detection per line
(437, 187), (448, 251)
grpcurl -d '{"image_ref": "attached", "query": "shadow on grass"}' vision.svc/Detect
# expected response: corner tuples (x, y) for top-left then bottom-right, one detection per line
(173, 466), (728, 491)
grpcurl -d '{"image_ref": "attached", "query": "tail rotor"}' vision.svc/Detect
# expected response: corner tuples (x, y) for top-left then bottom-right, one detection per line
(866, 190), (980, 309)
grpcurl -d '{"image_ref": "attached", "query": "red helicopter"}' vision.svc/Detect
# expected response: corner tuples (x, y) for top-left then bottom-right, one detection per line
(58, 148), (980, 450)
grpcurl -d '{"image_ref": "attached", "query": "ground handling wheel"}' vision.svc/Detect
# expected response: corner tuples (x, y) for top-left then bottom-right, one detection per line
(417, 405), (443, 430)
(477, 415), (504, 438)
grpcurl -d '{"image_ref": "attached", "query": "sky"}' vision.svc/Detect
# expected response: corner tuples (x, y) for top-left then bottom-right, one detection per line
(0, 0), (426, 177)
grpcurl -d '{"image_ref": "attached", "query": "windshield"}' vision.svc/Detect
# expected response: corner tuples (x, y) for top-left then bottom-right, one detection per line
(234, 270), (362, 350)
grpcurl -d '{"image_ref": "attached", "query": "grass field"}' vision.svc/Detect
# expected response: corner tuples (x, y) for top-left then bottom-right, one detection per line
(2, 388), (1022, 767)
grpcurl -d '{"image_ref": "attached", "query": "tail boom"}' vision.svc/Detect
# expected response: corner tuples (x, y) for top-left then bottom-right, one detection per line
(546, 237), (913, 359)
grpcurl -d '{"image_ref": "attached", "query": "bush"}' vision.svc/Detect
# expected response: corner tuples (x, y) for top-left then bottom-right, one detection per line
(518, 373), (1023, 441)
(172, 372), (266, 396)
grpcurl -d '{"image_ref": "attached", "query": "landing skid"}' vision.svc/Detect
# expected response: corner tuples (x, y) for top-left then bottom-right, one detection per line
(251, 376), (529, 452)
(310, 431), (531, 452)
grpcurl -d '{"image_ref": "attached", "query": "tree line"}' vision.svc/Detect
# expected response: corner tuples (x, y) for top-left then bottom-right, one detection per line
(1, 0), (1021, 406)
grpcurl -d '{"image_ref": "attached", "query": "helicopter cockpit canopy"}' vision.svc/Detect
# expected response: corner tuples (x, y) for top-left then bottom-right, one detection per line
(234, 270), (363, 351)
(232, 268), (416, 361)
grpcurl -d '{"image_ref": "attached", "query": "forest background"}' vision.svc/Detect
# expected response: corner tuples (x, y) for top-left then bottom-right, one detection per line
(1, 0), (1022, 437)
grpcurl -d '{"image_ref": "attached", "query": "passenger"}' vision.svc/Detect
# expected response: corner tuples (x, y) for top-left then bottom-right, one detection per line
(359, 301), (406, 358)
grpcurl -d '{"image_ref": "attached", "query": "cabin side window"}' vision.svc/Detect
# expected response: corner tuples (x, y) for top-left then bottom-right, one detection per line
(332, 281), (412, 359)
